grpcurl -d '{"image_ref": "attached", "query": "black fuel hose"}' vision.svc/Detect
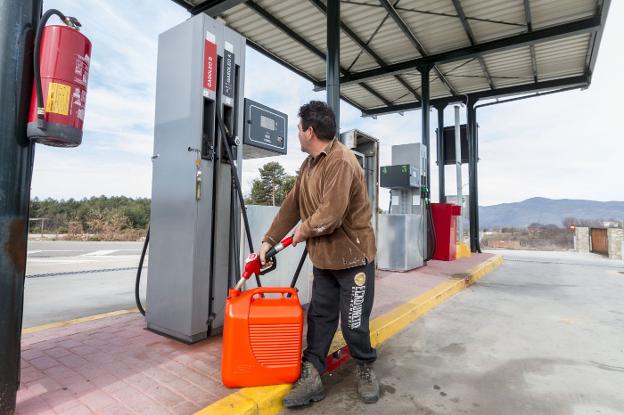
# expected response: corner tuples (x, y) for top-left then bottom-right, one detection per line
(424, 188), (437, 262)
(291, 247), (308, 289)
(215, 110), (262, 288)
(133, 110), (262, 315)
(135, 227), (149, 316)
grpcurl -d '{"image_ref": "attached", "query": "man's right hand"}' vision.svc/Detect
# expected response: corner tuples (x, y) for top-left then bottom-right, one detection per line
(259, 241), (273, 266)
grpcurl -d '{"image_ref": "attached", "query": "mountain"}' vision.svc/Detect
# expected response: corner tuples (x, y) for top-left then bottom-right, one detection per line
(479, 197), (624, 229)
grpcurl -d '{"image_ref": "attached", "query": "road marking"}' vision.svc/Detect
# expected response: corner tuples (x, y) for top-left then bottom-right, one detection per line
(27, 258), (95, 264)
(22, 309), (139, 334)
(81, 250), (119, 257)
(27, 250), (42, 254)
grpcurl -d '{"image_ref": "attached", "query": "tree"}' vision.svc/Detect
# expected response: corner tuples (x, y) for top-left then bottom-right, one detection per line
(246, 162), (296, 206)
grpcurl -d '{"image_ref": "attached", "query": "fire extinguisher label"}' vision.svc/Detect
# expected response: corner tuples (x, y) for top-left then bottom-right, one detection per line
(203, 31), (217, 97)
(45, 82), (71, 116)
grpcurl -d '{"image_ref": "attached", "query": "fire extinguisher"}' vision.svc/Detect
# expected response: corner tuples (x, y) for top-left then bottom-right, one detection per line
(27, 9), (92, 147)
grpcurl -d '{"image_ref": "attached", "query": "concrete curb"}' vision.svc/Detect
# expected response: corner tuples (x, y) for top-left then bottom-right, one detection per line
(195, 255), (504, 415)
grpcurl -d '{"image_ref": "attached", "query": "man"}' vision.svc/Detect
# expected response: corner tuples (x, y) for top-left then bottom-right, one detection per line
(259, 101), (379, 407)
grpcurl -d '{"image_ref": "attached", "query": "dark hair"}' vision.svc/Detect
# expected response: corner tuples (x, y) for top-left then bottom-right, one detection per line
(298, 101), (336, 141)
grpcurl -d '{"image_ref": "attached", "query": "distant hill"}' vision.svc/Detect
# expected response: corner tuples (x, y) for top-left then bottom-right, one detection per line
(479, 197), (624, 229)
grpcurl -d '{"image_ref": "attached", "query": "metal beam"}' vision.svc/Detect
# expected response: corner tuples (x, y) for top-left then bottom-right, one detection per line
(586, 0), (611, 79)
(189, 0), (247, 16)
(169, 0), (193, 11)
(421, 66), (432, 188)
(360, 83), (393, 107)
(246, 1), (325, 61)
(452, 0), (495, 89)
(474, 86), (583, 109)
(1, 1), (42, 412)
(469, 74), (588, 99)
(467, 101), (480, 253)
(326, 0), (340, 130)
(315, 15), (601, 89)
(380, 0), (458, 96)
(170, 0), (247, 16)
(523, 0), (539, 83)
(363, 74), (589, 117)
(245, 0), (393, 111)
(246, 40), (367, 113)
(341, 1), (527, 29)
(309, 0), (421, 101)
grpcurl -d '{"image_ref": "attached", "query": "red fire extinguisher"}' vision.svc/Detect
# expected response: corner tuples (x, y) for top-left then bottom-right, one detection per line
(27, 9), (92, 147)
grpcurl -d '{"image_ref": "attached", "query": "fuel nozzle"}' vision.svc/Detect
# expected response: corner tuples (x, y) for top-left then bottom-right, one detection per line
(233, 235), (294, 291)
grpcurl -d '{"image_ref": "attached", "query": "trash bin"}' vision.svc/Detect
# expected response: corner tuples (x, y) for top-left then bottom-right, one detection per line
(431, 203), (462, 261)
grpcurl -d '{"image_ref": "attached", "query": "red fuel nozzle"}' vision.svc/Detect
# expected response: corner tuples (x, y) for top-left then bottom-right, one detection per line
(234, 235), (294, 290)
(242, 253), (261, 280)
(265, 235), (293, 258)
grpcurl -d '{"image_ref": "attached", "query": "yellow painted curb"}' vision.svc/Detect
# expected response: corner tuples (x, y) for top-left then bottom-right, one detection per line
(195, 255), (504, 415)
(456, 242), (471, 259)
(22, 308), (139, 334)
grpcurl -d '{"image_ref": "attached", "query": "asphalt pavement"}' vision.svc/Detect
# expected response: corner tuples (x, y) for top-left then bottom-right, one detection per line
(23, 240), (147, 328)
(282, 250), (624, 415)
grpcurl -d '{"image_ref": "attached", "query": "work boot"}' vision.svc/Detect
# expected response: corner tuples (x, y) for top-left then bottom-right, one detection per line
(283, 361), (325, 407)
(356, 363), (380, 403)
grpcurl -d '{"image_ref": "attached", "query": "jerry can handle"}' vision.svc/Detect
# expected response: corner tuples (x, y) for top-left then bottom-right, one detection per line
(251, 287), (298, 299)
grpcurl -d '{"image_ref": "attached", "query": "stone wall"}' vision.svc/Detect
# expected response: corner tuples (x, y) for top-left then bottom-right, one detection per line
(607, 228), (623, 260)
(575, 227), (590, 253)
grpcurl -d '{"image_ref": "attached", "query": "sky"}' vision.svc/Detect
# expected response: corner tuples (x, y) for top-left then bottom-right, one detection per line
(32, 0), (624, 207)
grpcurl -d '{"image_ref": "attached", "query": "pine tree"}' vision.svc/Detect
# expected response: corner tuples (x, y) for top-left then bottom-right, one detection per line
(247, 162), (296, 206)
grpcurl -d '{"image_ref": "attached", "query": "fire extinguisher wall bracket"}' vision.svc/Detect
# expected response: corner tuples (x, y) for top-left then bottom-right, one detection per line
(27, 9), (91, 147)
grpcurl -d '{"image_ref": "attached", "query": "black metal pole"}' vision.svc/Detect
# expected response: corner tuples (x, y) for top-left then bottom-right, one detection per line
(473, 107), (481, 252)
(1, 0), (42, 412)
(436, 105), (446, 203)
(326, 0), (340, 136)
(420, 65), (431, 187)
(467, 100), (481, 253)
(420, 65), (432, 263)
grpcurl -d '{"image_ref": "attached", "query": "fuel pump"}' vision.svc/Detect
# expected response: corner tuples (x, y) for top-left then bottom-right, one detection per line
(27, 9), (91, 147)
(143, 14), (288, 343)
(377, 143), (432, 271)
(340, 129), (380, 236)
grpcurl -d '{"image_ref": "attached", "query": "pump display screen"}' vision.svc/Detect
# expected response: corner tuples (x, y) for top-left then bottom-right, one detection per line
(243, 98), (288, 159)
(260, 115), (276, 131)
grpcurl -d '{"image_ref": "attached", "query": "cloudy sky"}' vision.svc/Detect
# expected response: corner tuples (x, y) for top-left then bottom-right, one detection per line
(33, 0), (623, 207)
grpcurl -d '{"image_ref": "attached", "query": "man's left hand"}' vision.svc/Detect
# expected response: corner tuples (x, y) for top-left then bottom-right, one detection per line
(292, 227), (305, 246)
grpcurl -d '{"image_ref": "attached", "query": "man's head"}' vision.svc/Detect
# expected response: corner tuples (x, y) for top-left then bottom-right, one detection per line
(297, 101), (336, 155)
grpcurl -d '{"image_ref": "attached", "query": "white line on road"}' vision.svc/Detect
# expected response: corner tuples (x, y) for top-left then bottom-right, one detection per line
(81, 250), (120, 257)
(27, 258), (96, 264)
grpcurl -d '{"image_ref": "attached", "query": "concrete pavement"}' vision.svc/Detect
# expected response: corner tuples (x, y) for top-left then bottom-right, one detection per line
(283, 250), (624, 415)
(17, 248), (501, 414)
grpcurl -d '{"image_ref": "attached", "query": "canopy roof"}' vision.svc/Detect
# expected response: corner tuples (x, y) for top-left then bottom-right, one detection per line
(170, 0), (610, 116)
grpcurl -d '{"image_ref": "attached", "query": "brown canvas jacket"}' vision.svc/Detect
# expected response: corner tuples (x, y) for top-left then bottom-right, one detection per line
(263, 139), (376, 270)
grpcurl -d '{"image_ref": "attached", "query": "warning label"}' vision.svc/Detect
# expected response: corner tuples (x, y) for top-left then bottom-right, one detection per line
(45, 82), (71, 116)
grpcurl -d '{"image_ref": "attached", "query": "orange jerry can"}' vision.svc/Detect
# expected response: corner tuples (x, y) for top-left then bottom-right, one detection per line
(221, 286), (303, 388)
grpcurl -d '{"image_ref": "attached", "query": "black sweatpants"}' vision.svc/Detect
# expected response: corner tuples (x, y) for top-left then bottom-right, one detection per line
(303, 261), (377, 374)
